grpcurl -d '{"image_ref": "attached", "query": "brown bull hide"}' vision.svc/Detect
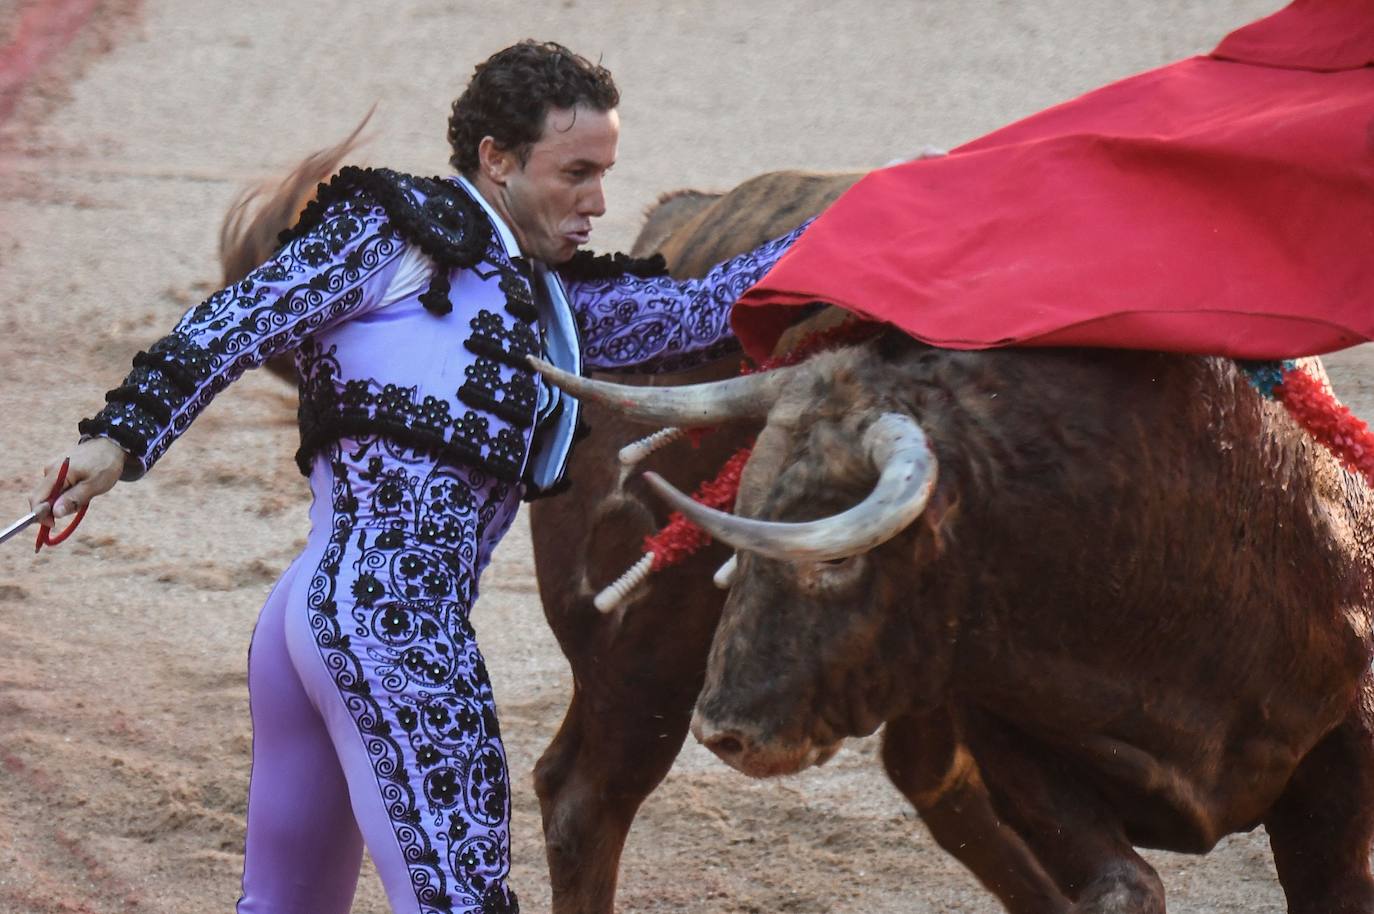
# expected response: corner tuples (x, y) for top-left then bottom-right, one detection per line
(672, 339), (1374, 912)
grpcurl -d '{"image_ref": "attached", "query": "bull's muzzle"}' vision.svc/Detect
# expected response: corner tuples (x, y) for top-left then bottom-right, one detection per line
(691, 710), (840, 778)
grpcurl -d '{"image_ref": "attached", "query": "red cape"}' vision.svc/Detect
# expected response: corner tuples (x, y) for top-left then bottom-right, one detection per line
(732, 0), (1374, 362)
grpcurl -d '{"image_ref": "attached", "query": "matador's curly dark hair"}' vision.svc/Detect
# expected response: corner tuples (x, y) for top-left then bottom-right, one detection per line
(448, 40), (620, 175)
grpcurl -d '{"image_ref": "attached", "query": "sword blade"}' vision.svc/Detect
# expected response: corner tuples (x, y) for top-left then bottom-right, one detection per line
(0, 511), (38, 547)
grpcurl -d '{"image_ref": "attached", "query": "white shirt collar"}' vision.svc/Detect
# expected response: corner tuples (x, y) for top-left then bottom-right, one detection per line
(453, 174), (523, 259)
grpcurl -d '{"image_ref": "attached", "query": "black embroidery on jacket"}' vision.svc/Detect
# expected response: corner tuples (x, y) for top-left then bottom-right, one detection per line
(556, 249), (669, 282)
(463, 310), (538, 371)
(457, 358), (537, 427)
(295, 340), (531, 482)
(78, 332), (219, 463)
(281, 166), (493, 316)
(497, 272), (537, 323)
(77, 401), (161, 460)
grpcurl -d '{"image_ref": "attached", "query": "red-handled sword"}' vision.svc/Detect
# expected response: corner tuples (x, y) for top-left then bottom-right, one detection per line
(0, 458), (88, 552)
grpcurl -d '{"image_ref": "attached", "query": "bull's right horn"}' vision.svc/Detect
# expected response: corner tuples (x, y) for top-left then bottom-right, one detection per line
(643, 413), (937, 562)
(528, 357), (795, 427)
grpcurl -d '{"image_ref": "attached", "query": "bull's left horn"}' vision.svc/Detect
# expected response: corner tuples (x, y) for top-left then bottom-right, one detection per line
(527, 356), (793, 426)
(642, 413), (937, 562)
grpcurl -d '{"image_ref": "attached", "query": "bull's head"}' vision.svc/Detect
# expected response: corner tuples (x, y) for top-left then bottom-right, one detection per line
(533, 338), (962, 778)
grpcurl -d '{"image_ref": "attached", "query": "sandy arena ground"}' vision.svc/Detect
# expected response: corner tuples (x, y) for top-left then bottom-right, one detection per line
(2, 1), (1371, 912)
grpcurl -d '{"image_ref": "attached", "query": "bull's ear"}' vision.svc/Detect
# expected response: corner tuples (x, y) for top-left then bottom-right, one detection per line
(913, 484), (960, 561)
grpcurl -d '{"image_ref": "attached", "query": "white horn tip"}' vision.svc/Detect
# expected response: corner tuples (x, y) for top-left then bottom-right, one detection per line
(713, 554), (738, 589)
(593, 553), (655, 613)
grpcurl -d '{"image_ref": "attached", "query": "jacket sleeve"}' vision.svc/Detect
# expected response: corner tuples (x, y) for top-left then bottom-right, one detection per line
(79, 194), (408, 480)
(566, 220), (810, 373)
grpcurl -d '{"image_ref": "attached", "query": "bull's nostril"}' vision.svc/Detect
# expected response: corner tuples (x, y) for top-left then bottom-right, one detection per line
(706, 734), (745, 757)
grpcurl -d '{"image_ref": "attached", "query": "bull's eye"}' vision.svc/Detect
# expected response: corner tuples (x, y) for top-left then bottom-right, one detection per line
(802, 553), (866, 595)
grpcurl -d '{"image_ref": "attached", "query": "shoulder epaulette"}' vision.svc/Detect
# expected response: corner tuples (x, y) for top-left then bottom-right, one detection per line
(280, 166), (493, 315)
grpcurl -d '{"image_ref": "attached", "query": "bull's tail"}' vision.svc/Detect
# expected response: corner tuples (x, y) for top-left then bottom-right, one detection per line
(218, 108), (373, 286)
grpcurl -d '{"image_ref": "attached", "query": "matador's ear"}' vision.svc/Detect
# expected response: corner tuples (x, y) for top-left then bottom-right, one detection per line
(477, 136), (516, 185)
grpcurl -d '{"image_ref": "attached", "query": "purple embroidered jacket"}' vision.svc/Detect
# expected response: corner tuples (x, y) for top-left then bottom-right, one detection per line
(80, 170), (804, 494)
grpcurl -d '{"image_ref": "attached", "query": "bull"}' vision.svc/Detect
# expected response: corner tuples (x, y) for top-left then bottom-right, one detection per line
(533, 230), (1374, 911)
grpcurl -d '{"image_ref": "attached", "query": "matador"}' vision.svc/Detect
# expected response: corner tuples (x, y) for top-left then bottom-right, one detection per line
(29, 40), (804, 914)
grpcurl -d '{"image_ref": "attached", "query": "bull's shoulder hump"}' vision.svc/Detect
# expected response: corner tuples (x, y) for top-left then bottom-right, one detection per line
(661, 170), (866, 277)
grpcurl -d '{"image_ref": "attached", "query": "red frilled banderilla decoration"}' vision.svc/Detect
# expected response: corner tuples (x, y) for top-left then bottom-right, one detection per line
(1241, 361), (1374, 486)
(581, 0), (1374, 610)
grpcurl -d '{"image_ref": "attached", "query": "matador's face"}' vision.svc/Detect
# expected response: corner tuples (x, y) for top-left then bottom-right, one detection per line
(489, 104), (619, 264)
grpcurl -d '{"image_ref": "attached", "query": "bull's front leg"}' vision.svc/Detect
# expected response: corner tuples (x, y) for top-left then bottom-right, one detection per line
(1265, 670), (1374, 914)
(533, 495), (731, 914)
(535, 681), (697, 914)
(960, 711), (1167, 914)
(882, 708), (1070, 914)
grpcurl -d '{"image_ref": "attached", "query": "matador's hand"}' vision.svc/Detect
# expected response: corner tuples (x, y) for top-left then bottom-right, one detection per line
(28, 437), (127, 523)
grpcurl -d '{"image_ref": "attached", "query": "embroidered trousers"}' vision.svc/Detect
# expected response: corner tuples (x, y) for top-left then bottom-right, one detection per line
(237, 438), (522, 914)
